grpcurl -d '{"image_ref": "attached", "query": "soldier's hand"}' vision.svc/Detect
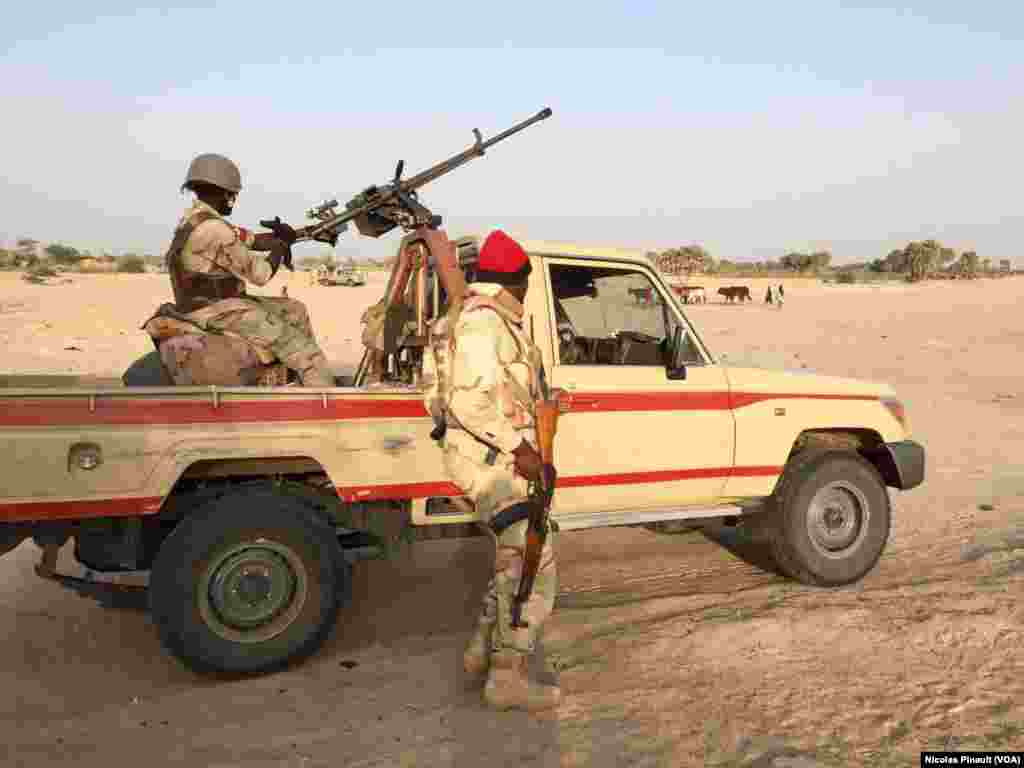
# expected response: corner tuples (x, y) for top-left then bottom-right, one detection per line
(266, 238), (293, 276)
(512, 439), (544, 484)
(259, 217), (299, 245)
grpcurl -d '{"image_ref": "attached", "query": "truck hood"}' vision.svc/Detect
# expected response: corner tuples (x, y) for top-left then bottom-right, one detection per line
(722, 365), (897, 400)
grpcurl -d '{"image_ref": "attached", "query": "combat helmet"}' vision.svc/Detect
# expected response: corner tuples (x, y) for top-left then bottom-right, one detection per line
(181, 153), (242, 193)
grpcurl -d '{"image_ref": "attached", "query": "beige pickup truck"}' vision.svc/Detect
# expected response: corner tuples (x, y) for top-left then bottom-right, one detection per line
(0, 231), (924, 675)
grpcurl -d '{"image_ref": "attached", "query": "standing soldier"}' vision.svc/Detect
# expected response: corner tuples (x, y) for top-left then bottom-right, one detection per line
(166, 153), (334, 386)
(439, 230), (561, 712)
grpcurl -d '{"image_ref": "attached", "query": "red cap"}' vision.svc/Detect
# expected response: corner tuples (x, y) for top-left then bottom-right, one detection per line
(478, 230), (529, 274)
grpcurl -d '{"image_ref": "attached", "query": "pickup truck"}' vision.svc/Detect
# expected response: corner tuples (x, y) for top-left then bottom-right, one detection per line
(0, 228), (925, 675)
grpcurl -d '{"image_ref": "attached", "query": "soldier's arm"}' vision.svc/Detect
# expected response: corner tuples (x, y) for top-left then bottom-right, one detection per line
(189, 219), (273, 286)
(447, 312), (522, 454)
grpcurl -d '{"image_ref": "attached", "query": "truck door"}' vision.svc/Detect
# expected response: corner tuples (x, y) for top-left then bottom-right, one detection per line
(541, 259), (735, 514)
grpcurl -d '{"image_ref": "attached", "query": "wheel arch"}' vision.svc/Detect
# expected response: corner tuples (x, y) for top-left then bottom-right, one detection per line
(784, 428), (900, 490)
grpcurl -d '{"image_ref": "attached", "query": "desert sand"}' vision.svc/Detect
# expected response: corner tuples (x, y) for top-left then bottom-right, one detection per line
(0, 268), (1022, 766)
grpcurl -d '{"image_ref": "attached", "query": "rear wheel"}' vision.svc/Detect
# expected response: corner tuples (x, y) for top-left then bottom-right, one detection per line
(760, 450), (891, 586)
(149, 487), (345, 675)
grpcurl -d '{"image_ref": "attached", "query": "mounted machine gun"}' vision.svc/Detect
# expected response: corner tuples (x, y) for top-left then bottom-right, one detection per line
(294, 107), (553, 387)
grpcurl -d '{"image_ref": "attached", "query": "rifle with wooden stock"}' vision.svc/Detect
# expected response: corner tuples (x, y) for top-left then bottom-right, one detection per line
(510, 368), (560, 629)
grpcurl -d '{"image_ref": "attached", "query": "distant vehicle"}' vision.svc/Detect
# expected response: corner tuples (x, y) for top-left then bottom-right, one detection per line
(318, 263), (366, 287)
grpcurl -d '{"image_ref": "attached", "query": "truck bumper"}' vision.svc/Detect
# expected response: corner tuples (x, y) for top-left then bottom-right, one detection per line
(874, 440), (925, 491)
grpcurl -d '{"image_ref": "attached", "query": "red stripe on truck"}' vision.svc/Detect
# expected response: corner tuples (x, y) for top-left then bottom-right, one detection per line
(0, 396), (429, 427)
(0, 466), (784, 522)
(0, 496), (164, 522)
(0, 391), (878, 427)
(563, 391), (877, 412)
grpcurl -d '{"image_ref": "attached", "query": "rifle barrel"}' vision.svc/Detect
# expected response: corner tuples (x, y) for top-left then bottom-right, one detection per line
(479, 107), (552, 151)
(402, 107), (553, 191)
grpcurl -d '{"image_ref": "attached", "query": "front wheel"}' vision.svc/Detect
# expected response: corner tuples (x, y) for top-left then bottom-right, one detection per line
(761, 450), (891, 586)
(149, 488), (345, 675)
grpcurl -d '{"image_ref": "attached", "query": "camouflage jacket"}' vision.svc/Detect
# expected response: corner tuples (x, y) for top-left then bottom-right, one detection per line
(444, 283), (543, 455)
(178, 200), (273, 287)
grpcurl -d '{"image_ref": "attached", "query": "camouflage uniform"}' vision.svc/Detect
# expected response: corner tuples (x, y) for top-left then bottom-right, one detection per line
(174, 200), (333, 386)
(440, 282), (559, 711)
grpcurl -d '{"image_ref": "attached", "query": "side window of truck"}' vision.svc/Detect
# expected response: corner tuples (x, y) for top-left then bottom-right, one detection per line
(551, 264), (681, 366)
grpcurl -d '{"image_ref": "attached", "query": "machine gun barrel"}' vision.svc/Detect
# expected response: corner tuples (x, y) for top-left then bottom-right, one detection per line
(296, 107), (552, 243)
(399, 107), (552, 190)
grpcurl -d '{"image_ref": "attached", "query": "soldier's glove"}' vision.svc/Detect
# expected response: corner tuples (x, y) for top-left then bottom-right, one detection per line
(259, 217), (299, 246)
(266, 238), (293, 278)
(512, 439), (544, 485)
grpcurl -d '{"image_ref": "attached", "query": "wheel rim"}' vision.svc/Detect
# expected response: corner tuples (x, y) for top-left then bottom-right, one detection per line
(198, 539), (308, 643)
(806, 481), (870, 559)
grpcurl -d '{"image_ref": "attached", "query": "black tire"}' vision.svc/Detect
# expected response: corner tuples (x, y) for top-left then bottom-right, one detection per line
(761, 450), (891, 587)
(149, 487), (345, 675)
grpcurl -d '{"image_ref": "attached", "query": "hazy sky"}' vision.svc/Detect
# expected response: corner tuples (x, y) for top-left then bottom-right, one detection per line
(2, 1), (1022, 264)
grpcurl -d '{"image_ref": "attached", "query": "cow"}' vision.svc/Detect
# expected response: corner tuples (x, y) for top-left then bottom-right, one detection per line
(717, 286), (752, 303)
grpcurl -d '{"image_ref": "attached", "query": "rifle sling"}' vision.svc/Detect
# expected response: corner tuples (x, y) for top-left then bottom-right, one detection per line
(489, 501), (535, 536)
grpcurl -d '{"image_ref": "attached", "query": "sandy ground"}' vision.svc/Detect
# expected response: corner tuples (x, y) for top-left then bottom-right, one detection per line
(1, 268), (1022, 766)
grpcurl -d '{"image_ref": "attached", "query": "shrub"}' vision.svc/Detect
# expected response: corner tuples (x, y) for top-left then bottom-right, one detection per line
(116, 254), (147, 273)
(27, 264), (58, 278)
(836, 271), (856, 284)
(22, 264), (58, 283)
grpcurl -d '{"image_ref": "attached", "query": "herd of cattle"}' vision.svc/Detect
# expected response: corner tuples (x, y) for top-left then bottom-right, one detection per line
(629, 285), (755, 305)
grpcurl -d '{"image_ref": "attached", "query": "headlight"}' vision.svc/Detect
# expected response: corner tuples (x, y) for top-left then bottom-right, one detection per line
(881, 398), (909, 434)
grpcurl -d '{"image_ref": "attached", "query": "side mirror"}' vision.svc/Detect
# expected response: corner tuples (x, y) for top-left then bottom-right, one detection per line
(666, 326), (687, 380)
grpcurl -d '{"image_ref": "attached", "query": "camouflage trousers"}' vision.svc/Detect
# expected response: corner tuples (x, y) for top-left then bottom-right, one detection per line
(442, 429), (557, 655)
(190, 295), (333, 387)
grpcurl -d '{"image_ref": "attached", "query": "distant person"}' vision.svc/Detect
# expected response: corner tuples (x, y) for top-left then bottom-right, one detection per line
(776, 284), (785, 310)
(765, 286), (774, 305)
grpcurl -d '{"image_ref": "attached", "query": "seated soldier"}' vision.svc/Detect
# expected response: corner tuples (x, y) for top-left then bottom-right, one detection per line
(157, 153), (333, 387)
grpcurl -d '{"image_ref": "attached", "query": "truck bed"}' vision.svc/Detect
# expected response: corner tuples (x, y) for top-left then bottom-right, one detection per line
(0, 380), (456, 523)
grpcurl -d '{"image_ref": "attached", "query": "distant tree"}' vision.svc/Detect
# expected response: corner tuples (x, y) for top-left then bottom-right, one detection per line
(16, 238), (40, 267)
(116, 254), (147, 273)
(961, 251), (979, 274)
(0, 249), (17, 269)
(44, 243), (83, 265)
(779, 252), (802, 271)
(884, 240), (966, 280)
(656, 244), (709, 277)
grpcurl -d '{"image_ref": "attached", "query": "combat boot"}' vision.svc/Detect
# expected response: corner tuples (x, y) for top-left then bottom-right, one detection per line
(483, 650), (561, 712)
(463, 620), (495, 676)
